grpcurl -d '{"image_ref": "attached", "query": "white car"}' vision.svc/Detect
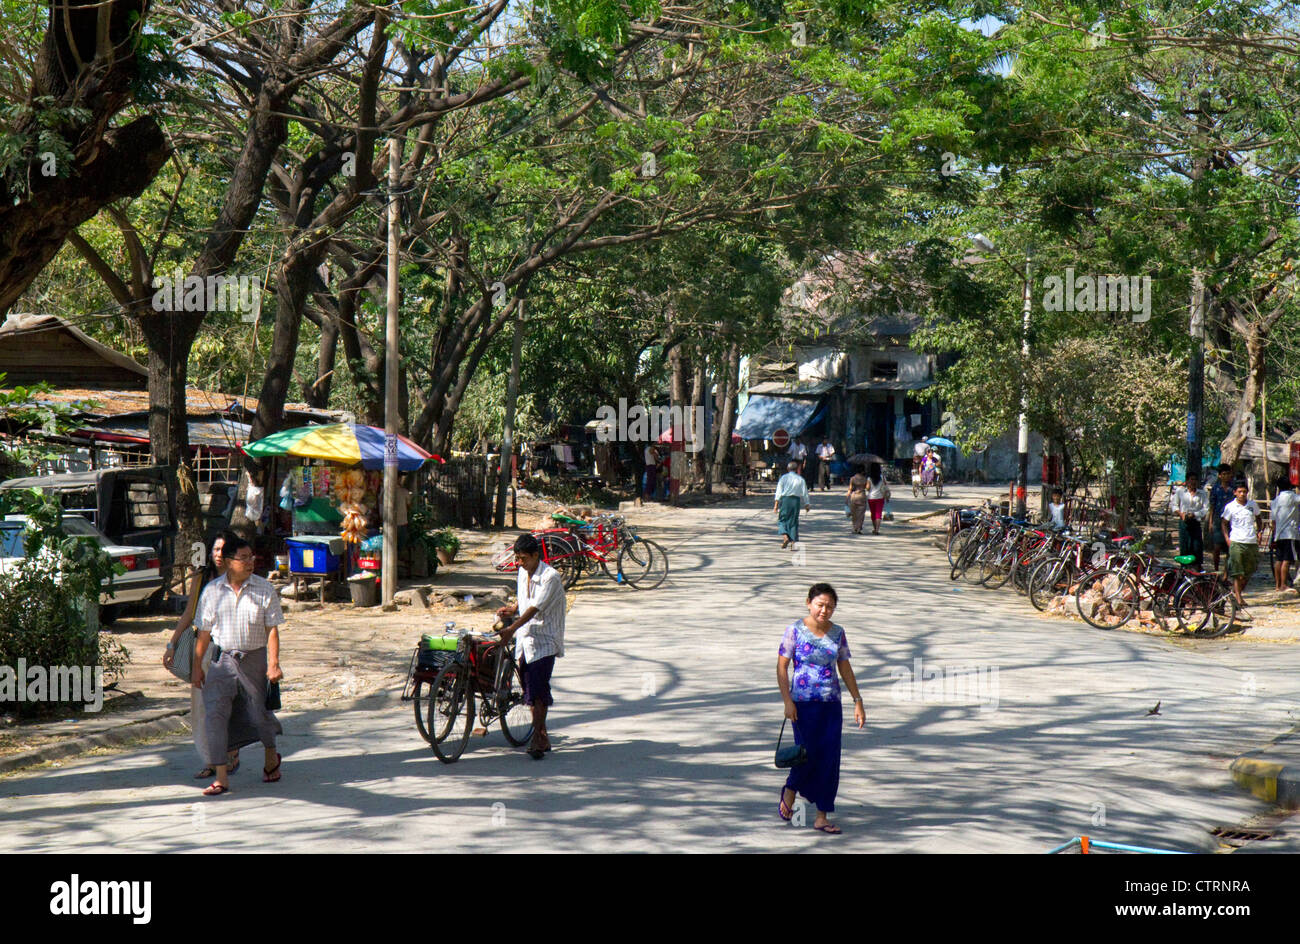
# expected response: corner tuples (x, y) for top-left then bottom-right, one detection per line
(1, 514), (163, 623)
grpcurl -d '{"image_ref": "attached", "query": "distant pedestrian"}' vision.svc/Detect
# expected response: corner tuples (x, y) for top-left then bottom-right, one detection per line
(495, 533), (566, 759)
(1169, 472), (1208, 571)
(865, 462), (890, 535)
(816, 437), (836, 491)
(1271, 475), (1299, 593)
(642, 443), (658, 500)
(776, 583), (865, 835)
(845, 465), (869, 534)
(192, 536), (285, 796)
(1221, 482), (1262, 614)
(788, 437), (808, 474)
(774, 461), (811, 549)
(1208, 464), (1235, 573)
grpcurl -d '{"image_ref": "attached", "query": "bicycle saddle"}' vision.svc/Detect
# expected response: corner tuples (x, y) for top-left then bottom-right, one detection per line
(1173, 554), (1197, 566)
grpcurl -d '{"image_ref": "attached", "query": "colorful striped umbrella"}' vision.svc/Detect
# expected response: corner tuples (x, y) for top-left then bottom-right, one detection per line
(242, 424), (441, 471)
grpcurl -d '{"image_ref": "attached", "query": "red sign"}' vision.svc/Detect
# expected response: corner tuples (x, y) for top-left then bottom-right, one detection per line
(772, 428), (790, 448)
(1291, 442), (1300, 486)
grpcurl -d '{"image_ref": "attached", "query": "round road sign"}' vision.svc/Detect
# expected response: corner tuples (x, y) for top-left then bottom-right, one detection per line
(772, 428), (790, 448)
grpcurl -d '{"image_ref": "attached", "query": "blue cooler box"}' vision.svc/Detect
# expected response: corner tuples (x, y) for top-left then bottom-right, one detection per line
(287, 536), (344, 574)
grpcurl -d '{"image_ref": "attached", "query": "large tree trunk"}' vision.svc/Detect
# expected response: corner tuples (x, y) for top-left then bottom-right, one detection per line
(690, 358), (707, 490)
(712, 343), (740, 485)
(1220, 327), (1266, 467)
(138, 314), (204, 589)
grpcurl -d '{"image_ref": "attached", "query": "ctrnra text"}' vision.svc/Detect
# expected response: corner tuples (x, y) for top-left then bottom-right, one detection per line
(1126, 881), (1251, 895)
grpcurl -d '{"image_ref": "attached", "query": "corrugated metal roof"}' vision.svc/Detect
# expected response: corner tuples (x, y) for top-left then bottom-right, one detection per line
(747, 379), (841, 397)
(846, 379), (935, 392)
(12, 386), (340, 422)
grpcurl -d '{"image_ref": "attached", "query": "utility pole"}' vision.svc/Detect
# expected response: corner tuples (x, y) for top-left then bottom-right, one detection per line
(1016, 250), (1032, 518)
(1187, 268), (1205, 476)
(496, 295), (524, 527)
(382, 137), (401, 610)
(1187, 89), (1210, 479)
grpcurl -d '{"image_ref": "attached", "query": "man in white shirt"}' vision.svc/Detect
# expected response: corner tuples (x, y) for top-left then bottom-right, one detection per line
(787, 438), (808, 474)
(815, 437), (836, 491)
(1168, 471), (1208, 570)
(497, 533), (566, 759)
(192, 536), (285, 796)
(1221, 483), (1263, 609)
(1271, 476), (1300, 592)
(774, 460), (812, 548)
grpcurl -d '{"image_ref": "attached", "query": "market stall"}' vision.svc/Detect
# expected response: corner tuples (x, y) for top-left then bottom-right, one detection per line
(242, 423), (441, 602)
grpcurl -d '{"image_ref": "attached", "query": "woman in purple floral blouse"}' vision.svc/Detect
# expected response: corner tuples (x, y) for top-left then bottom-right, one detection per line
(777, 583), (865, 834)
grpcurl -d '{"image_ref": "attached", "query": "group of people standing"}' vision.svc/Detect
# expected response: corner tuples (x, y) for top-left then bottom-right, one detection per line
(1167, 464), (1298, 614)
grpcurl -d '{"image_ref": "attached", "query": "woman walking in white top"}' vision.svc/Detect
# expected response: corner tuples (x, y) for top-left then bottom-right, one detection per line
(865, 462), (890, 535)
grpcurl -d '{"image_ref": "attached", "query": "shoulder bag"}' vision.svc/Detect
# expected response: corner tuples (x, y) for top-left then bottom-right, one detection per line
(774, 718), (807, 768)
(168, 626), (196, 682)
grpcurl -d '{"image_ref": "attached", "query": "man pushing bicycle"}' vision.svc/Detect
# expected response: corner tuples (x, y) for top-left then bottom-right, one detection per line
(495, 533), (567, 759)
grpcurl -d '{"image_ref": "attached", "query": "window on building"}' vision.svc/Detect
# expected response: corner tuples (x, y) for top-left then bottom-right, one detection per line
(871, 361), (898, 381)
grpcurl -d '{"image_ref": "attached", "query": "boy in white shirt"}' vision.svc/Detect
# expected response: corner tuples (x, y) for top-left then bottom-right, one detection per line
(1221, 482), (1263, 610)
(1046, 488), (1067, 531)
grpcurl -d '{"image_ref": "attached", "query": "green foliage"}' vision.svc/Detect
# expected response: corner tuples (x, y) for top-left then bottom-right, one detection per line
(0, 491), (129, 718)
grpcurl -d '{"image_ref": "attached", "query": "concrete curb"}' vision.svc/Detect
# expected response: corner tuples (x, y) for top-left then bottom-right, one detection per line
(1230, 725), (1300, 810)
(0, 708), (190, 775)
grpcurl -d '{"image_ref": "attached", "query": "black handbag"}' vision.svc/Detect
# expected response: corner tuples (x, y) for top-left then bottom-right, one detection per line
(265, 681), (281, 711)
(774, 718), (807, 768)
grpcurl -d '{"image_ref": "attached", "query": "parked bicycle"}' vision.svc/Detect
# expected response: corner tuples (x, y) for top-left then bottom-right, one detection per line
(944, 504), (1240, 637)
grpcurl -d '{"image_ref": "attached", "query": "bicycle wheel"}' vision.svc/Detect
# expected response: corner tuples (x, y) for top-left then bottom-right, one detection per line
(540, 532), (582, 589)
(1176, 579), (1237, 637)
(935, 479), (943, 498)
(622, 539), (668, 589)
(1075, 569), (1138, 629)
(959, 541), (988, 583)
(429, 661), (474, 763)
(912, 483), (919, 497)
(1028, 558), (1074, 612)
(496, 653), (535, 746)
(979, 547), (1015, 589)
(946, 527), (973, 567)
(413, 675), (433, 743)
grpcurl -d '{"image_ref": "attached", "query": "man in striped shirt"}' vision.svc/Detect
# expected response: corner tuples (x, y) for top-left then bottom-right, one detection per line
(496, 533), (566, 759)
(192, 536), (285, 796)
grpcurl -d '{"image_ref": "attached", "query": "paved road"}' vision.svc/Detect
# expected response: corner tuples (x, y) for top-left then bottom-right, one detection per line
(3, 488), (1298, 852)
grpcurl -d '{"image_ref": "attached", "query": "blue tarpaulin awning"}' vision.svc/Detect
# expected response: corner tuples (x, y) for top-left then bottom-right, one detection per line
(735, 395), (822, 441)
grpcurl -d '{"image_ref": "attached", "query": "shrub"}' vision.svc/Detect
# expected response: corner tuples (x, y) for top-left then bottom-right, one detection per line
(0, 490), (129, 718)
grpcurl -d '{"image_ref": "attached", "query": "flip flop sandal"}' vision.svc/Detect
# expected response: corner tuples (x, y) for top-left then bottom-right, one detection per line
(202, 782), (231, 797)
(813, 823), (841, 834)
(262, 753), (282, 783)
(527, 747), (545, 760)
(778, 788), (795, 822)
(194, 766), (216, 780)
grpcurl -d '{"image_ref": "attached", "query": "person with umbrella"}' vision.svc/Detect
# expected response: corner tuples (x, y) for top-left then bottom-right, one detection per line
(774, 461), (812, 549)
